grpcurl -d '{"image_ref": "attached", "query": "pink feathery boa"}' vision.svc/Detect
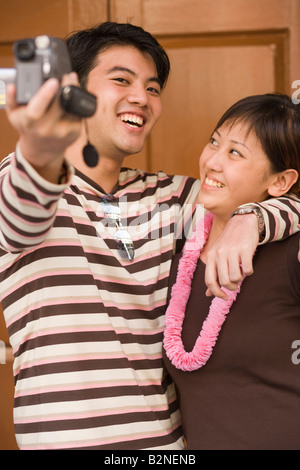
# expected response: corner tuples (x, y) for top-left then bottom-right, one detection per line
(163, 212), (241, 371)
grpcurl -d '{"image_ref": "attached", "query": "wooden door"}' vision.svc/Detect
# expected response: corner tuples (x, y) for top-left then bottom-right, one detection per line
(0, 0), (299, 450)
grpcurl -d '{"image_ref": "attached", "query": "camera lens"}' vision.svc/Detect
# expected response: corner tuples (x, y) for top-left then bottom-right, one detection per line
(14, 39), (35, 61)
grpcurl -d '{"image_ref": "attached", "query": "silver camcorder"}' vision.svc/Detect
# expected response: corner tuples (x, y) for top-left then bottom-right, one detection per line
(0, 35), (96, 117)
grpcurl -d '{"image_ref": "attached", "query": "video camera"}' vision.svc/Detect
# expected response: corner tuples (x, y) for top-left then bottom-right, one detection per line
(0, 35), (96, 117)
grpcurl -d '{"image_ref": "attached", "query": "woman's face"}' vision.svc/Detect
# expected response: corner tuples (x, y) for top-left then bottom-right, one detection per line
(198, 121), (276, 221)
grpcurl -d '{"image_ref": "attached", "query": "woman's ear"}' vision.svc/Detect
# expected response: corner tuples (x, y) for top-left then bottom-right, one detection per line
(268, 169), (299, 197)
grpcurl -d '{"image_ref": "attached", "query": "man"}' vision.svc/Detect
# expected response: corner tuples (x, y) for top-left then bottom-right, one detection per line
(1, 22), (299, 450)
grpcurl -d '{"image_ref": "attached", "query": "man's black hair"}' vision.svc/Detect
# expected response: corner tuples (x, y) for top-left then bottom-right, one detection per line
(66, 22), (170, 90)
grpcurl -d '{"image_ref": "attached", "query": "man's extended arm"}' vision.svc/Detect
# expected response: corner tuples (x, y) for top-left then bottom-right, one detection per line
(0, 74), (80, 253)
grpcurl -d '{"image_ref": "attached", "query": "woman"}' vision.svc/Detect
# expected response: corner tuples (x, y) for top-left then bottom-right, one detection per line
(163, 93), (300, 450)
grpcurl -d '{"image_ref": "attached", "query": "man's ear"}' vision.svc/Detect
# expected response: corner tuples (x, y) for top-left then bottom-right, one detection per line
(268, 169), (299, 197)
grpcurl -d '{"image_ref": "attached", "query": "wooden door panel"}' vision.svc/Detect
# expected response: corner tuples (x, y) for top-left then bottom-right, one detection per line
(150, 39), (280, 177)
(112, 0), (290, 34)
(0, 0), (108, 41)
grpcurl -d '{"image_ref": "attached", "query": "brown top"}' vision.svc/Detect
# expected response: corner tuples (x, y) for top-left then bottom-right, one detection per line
(163, 232), (300, 450)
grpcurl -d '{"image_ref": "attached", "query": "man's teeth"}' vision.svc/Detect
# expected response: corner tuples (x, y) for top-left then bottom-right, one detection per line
(120, 114), (144, 127)
(205, 177), (224, 188)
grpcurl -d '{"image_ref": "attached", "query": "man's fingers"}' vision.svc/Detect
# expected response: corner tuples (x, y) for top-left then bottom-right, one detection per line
(205, 284), (228, 301)
(204, 257), (228, 300)
(203, 212), (259, 299)
(61, 72), (79, 88)
(7, 72), (79, 122)
(26, 78), (60, 121)
(5, 83), (18, 111)
(225, 251), (243, 284)
(204, 249), (246, 299)
(239, 252), (254, 277)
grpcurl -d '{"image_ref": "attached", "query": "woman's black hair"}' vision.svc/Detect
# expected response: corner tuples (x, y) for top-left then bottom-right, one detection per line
(214, 93), (300, 195)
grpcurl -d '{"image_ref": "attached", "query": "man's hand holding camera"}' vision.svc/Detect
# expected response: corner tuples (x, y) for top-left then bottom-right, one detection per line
(2, 35), (97, 183)
(6, 72), (82, 184)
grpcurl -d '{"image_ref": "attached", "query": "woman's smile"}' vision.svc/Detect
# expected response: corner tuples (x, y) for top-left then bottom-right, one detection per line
(198, 122), (275, 221)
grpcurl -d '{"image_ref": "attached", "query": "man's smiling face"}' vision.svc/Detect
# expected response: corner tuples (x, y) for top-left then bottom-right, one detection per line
(85, 45), (163, 160)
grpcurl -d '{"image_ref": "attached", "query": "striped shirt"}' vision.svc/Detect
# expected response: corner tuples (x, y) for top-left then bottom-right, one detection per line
(0, 149), (299, 450)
